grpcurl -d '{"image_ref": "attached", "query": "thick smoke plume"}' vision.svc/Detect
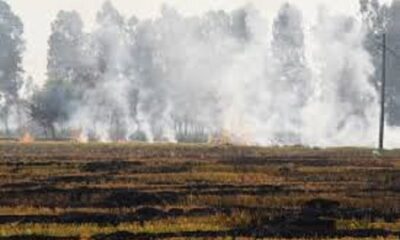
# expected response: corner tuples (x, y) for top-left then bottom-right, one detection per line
(39, 2), (383, 146)
(5, 0), (400, 147)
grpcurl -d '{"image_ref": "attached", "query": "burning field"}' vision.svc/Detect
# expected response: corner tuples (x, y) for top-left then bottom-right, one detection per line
(0, 143), (399, 239)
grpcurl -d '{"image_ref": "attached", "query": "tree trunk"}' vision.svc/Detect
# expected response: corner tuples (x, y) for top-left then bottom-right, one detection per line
(50, 124), (56, 139)
(3, 108), (10, 137)
(15, 102), (22, 136)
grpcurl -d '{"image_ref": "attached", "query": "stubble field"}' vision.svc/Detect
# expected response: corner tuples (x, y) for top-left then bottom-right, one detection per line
(0, 142), (400, 239)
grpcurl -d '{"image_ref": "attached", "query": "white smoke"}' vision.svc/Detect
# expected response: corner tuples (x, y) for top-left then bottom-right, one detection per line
(57, 1), (398, 147)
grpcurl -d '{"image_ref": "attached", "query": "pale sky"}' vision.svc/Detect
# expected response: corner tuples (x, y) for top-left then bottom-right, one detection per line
(4, 0), (392, 82)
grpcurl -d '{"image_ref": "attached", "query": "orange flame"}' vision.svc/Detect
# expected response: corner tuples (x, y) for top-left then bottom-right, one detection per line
(209, 130), (251, 146)
(20, 132), (34, 143)
(71, 129), (88, 143)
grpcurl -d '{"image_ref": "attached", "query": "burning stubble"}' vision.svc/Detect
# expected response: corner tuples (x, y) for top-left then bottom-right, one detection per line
(4, 0), (400, 147)
(63, 3), (380, 146)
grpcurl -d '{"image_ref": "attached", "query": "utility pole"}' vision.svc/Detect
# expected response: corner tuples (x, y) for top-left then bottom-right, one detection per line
(379, 33), (387, 151)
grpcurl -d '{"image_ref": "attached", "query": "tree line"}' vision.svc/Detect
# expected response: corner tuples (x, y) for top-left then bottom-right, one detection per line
(0, 0), (399, 143)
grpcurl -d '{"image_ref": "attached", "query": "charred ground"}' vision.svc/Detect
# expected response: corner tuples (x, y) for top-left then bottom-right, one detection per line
(0, 143), (400, 239)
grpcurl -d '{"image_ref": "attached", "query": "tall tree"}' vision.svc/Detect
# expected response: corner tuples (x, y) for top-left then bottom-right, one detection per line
(363, 0), (400, 126)
(91, 1), (131, 141)
(30, 10), (85, 138)
(386, 0), (400, 125)
(271, 3), (310, 143)
(360, 0), (388, 89)
(0, 0), (24, 135)
(95, 0), (126, 75)
(47, 10), (85, 84)
(29, 80), (73, 138)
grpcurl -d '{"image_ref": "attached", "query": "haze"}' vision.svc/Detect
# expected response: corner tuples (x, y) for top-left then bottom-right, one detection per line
(5, 0), (387, 82)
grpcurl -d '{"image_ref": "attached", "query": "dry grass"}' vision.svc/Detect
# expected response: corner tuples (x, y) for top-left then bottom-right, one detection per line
(0, 143), (399, 238)
(0, 215), (229, 237)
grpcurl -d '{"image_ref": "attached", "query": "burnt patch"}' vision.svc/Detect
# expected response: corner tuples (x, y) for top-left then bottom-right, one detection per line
(181, 184), (288, 196)
(186, 208), (218, 217)
(219, 155), (392, 168)
(303, 198), (340, 214)
(0, 208), (168, 225)
(0, 182), (50, 190)
(135, 207), (167, 221)
(104, 190), (180, 207)
(167, 208), (185, 216)
(92, 229), (400, 240)
(80, 161), (143, 173)
(47, 175), (113, 185)
(0, 187), (180, 208)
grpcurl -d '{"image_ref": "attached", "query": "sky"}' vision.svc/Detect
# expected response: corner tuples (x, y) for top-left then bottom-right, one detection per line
(4, 0), (393, 83)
